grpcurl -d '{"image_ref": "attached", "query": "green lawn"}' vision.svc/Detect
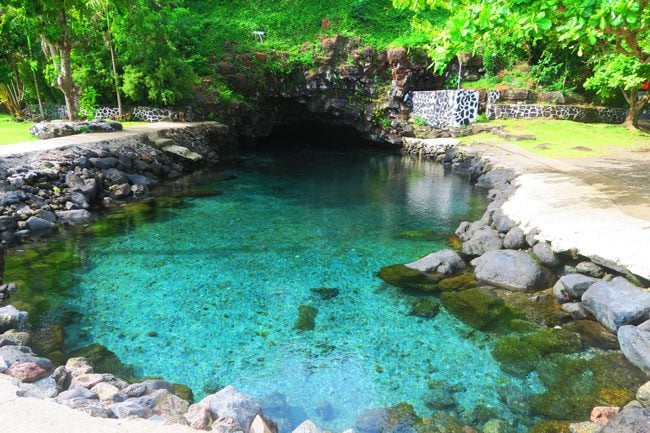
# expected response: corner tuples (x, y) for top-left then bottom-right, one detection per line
(462, 119), (650, 159)
(0, 115), (149, 146)
(0, 114), (37, 145)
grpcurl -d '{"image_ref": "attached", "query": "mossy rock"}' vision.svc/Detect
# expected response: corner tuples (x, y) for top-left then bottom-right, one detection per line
(437, 273), (477, 291)
(492, 337), (542, 377)
(410, 299), (440, 319)
(294, 305), (318, 331)
(440, 287), (519, 332)
(30, 325), (65, 356)
(65, 343), (135, 380)
(531, 352), (646, 420)
(310, 287), (340, 300)
(493, 328), (583, 377)
(497, 290), (571, 327)
(395, 229), (444, 242)
(468, 405), (499, 425)
(528, 420), (571, 433)
(417, 412), (466, 433)
(154, 196), (185, 208)
(564, 320), (619, 350)
(378, 264), (439, 293)
(446, 235), (462, 251)
(173, 383), (195, 404)
(357, 402), (420, 433)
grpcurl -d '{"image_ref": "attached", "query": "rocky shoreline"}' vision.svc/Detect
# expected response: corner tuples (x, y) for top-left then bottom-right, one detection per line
(398, 137), (650, 432)
(1, 125), (650, 433)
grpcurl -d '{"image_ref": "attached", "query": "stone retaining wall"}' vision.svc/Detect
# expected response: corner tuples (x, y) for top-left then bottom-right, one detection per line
(25, 105), (194, 123)
(487, 104), (628, 124)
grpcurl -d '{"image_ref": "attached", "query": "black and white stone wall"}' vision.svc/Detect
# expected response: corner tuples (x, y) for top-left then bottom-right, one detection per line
(411, 90), (479, 128)
(487, 104), (628, 124)
(25, 105), (193, 123)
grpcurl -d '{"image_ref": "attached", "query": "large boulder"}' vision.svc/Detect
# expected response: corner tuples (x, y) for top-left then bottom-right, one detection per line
(600, 407), (650, 433)
(405, 249), (466, 277)
(56, 209), (92, 224)
(553, 274), (598, 303)
(474, 250), (552, 292)
(200, 385), (262, 432)
(65, 173), (97, 199)
(582, 278), (650, 332)
(0, 345), (52, 370)
(618, 320), (650, 374)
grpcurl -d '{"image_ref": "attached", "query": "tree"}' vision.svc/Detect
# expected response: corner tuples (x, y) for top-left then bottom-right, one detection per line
(394, 0), (649, 128)
(3, 1), (90, 120)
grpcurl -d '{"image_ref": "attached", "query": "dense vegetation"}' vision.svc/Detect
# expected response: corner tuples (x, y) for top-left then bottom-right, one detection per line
(0, 0), (648, 127)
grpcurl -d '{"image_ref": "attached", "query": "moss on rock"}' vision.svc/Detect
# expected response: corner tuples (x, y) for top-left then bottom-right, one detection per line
(439, 287), (519, 332)
(310, 287), (340, 300)
(294, 305), (318, 331)
(564, 320), (619, 350)
(496, 290), (572, 327)
(492, 328), (583, 377)
(173, 383), (195, 404)
(410, 299), (440, 318)
(65, 343), (135, 380)
(378, 264), (439, 293)
(531, 352), (646, 420)
(395, 229), (445, 242)
(528, 420), (571, 433)
(437, 273), (477, 291)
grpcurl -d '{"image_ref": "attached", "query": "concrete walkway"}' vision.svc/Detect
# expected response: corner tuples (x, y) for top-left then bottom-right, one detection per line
(0, 122), (203, 158)
(467, 140), (650, 280)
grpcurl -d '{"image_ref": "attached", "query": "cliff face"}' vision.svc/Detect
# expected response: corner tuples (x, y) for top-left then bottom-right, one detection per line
(197, 35), (443, 145)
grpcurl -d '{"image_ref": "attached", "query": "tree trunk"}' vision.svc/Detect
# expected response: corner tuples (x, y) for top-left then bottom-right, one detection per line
(26, 35), (45, 119)
(107, 32), (122, 116)
(623, 87), (650, 129)
(57, 43), (80, 121)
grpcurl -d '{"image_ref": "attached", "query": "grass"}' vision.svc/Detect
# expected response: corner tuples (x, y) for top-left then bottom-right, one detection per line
(461, 119), (650, 159)
(0, 114), (37, 145)
(0, 114), (150, 146)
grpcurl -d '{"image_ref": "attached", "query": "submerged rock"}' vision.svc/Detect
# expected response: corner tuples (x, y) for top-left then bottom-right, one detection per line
(310, 288), (340, 300)
(409, 299), (440, 318)
(356, 402), (418, 433)
(292, 420), (322, 433)
(437, 273), (477, 291)
(531, 351), (646, 420)
(440, 287), (518, 332)
(378, 264), (438, 293)
(294, 305), (318, 331)
(474, 250), (553, 292)
(395, 229), (444, 241)
(528, 420), (571, 433)
(582, 277), (650, 332)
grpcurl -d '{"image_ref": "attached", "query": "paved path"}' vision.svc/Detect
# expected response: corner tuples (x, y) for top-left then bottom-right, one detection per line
(0, 122), (202, 158)
(467, 140), (650, 280)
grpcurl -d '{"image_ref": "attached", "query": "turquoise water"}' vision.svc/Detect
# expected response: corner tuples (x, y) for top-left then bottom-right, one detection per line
(51, 148), (542, 431)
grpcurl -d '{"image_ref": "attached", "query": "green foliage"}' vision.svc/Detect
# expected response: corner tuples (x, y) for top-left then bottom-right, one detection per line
(413, 116), (428, 126)
(585, 54), (650, 99)
(79, 86), (98, 119)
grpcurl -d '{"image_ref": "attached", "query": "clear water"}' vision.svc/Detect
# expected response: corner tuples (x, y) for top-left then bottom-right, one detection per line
(35, 148), (544, 431)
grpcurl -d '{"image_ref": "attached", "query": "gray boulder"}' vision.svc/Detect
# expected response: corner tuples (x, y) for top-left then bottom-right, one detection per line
(0, 345), (53, 370)
(102, 168), (129, 185)
(127, 174), (157, 187)
(68, 191), (90, 209)
(141, 379), (174, 395)
(553, 274), (598, 303)
(56, 386), (97, 402)
(109, 398), (154, 419)
(405, 249), (466, 277)
(461, 227), (503, 257)
(91, 157), (119, 170)
(56, 209), (92, 224)
(561, 302), (589, 320)
(65, 173), (97, 199)
(503, 227), (527, 250)
(474, 250), (552, 292)
(532, 242), (560, 267)
(200, 385), (262, 432)
(582, 277), (650, 332)
(0, 305), (28, 332)
(618, 320), (650, 374)
(600, 407), (650, 433)
(17, 377), (59, 399)
(0, 190), (28, 206)
(25, 216), (55, 232)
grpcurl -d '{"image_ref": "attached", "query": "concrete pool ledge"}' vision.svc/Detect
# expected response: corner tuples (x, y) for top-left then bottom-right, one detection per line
(502, 172), (650, 281)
